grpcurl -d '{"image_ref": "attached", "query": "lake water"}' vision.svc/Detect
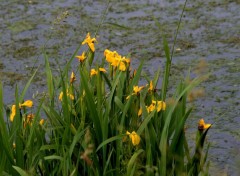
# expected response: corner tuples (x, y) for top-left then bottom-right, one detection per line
(0, 0), (239, 175)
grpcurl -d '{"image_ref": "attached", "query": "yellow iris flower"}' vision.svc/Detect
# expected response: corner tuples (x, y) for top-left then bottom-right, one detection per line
(90, 69), (98, 76)
(126, 85), (144, 99)
(10, 100), (34, 122)
(126, 131), (141, 146)
(10, 105), (16, 122)
(198, 118), (211, 130)
(76, 52), (86, 63)
(82, 33), (97, 52)
(99, 68), (107, 73)
(138, 108), (142, 117)
(147, 100), (166, 113)
(39, 119), (45, 126)
(20, 100), (33, 108)
(133, 86), (144, 94)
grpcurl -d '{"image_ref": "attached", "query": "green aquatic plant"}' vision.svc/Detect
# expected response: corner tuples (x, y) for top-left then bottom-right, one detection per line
(0, 0), (212, 175)
(0, 31), (211, 175)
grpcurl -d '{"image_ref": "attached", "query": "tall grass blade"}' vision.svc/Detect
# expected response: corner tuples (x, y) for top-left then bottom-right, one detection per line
(96, 134), (124, 152)
(127, 149), (144, 176)
(160, 76), (206, 175)
(12, 166), (29, 176)
(80, 69), (102, 142)
(19, 68), (38, 102)
(44, 53), (54, 102)
(0, 83), (14, 166)
(161, 38), (171, 101)
(14, 86), (24, 169)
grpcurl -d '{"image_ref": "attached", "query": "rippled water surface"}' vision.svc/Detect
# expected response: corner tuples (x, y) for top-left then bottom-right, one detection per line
(0, 0), (239, 175)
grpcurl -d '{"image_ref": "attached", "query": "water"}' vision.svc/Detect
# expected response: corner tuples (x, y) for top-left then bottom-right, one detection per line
(0, 0), (239, 175)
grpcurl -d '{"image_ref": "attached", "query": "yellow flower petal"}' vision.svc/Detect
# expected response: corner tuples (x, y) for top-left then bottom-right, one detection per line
(127, 131), (140, 146)
(151, 100), (166, 112)
(119, 61), (126, 71)
(148, 81), (154, 92)
(88, 42), (95, 52)
(59, 91), (63, 101)
(68, 93), (74, 100)
(10, 105), (16, 122)
(76, 52), (86, 62)
(133, 86), (144, 94)
(147, 104), (155, 113)
(82, 33), (96, 52)
(70, 71), (76, 83)
(198, 118), (211, 130)
(20, 100), (33, 108)
(104, 49), (111, 57)
(99, 68), (107, 73)
(39, 119), (45, 126)
(122, 57), (131, 64)
(138, 108), (142, 117)
(59, 90), (74, 101)
(156, 101), (166, 112)
(90, 69), (98, 76)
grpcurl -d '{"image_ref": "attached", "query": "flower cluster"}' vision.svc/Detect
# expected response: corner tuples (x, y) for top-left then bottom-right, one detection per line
(147, 100), (166, 113)
(138, 100), (166, 117)
(104, 49), (130, 71)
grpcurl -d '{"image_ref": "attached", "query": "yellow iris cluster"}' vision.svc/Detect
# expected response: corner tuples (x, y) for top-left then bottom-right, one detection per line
(104, 49), (130, 71)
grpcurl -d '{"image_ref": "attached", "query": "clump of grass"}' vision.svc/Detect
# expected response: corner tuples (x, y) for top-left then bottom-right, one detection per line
(0, 30), (211, 175)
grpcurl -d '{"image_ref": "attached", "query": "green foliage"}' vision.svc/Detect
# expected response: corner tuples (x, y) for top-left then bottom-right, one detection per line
(0, 36), (211, 175)
(0, 1), (212, 173)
